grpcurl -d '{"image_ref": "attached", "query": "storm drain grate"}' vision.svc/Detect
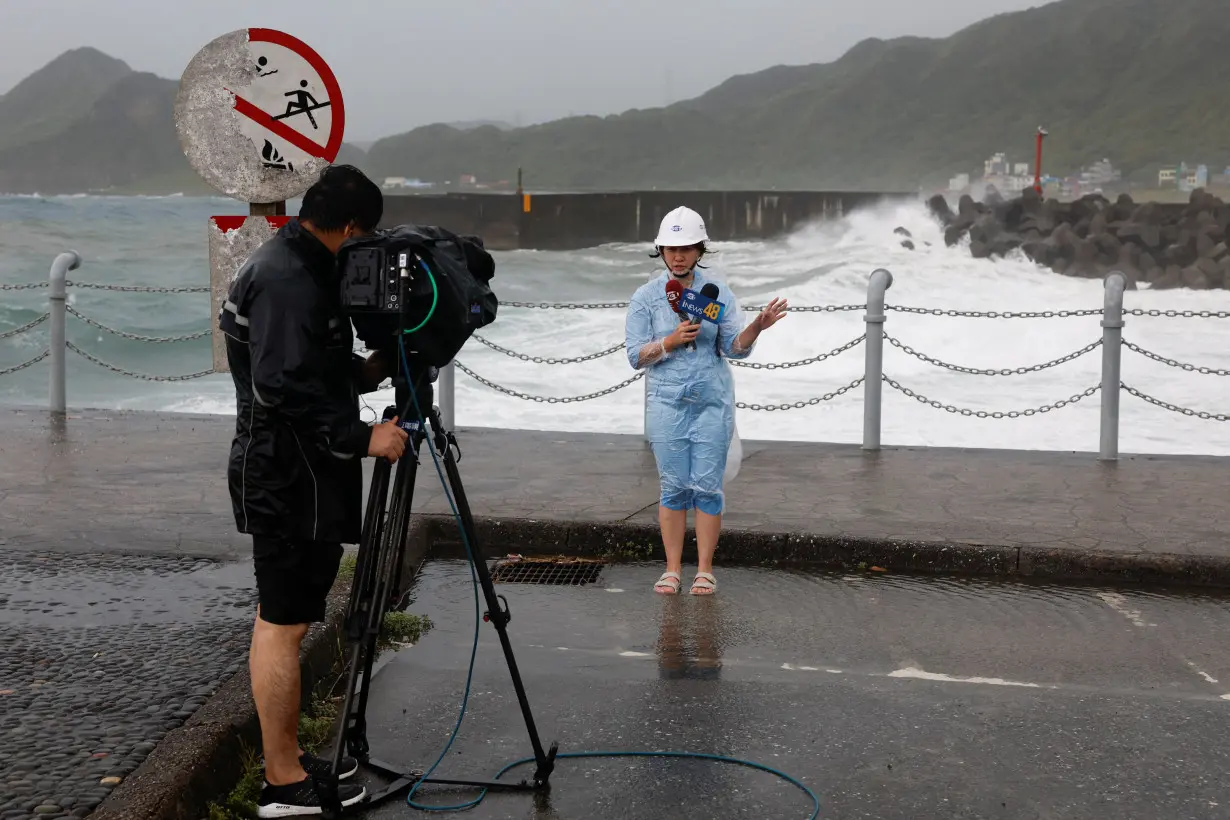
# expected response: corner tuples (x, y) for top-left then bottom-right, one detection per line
(491, 556), (606, 586)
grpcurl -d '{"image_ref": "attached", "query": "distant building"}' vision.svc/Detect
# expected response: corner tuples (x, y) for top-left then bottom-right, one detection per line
(948, 172), (971, 192)
(381, 176), (433, 190)
(1158, 167), (1178, 187)
(1013, 163), (1030, 177)
(1177, 162), (1209, 192)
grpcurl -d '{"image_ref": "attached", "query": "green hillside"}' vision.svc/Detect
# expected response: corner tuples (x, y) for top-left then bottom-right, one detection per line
(0, 50), (368, 195)
(363, 0), (1230, 191)
(3, 0), (1227, 194)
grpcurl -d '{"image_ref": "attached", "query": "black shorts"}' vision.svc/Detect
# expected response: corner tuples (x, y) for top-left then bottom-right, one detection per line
(252, 535), (344, 625)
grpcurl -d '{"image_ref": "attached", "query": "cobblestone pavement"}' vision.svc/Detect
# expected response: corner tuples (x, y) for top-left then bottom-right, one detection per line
(0, 550), (255, 820)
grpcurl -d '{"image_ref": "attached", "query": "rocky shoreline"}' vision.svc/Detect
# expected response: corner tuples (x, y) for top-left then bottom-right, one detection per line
(925, 187), (1230, 290)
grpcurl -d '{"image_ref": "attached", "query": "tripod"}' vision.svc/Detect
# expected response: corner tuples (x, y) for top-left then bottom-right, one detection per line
(319, 362), (558, 818)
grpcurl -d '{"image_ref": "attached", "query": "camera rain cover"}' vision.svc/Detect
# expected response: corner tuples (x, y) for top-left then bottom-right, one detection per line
(341, 223), (498, 367)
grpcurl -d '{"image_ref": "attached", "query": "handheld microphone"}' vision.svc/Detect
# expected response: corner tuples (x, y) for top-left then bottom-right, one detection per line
(684, 283), (721, 351)
(665, 278), (684, 315)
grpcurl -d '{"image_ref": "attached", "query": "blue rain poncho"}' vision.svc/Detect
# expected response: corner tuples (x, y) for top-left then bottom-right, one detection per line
(624, 269), (755, 515)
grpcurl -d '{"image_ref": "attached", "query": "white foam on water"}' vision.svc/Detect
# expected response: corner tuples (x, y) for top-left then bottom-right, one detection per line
(8, 197), (1230, 456)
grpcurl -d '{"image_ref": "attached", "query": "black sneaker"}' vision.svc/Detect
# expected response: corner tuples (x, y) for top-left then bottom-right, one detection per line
(301, 751), (359, 781)
(261, 752), (359, 781)
(257, 776), (366, 817)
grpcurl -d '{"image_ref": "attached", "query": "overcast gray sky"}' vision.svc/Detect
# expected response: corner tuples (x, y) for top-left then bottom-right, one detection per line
(1, 0), (1049, 142)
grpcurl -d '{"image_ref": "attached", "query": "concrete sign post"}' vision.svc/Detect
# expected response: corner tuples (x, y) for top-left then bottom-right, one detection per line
(173, 27), (346, 373)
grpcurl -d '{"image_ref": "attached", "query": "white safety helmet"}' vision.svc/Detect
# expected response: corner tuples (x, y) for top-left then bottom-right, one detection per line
(654, 206), (708, 247)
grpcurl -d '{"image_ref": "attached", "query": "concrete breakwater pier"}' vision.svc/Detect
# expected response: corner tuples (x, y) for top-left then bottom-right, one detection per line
(379, 189), (902, 250)
(5, 258), (1230, 818)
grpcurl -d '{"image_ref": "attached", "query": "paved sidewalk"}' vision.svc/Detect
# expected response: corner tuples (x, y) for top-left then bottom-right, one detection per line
(3, 405), (1230, 818)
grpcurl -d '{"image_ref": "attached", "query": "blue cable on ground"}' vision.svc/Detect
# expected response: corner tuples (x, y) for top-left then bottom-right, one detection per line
(396, 338), (820, 819)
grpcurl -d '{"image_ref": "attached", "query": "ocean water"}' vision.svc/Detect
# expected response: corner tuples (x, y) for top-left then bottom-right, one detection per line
(2, 193), (1229, 456)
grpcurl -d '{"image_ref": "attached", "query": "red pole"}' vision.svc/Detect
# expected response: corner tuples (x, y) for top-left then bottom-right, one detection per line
(1034, 126), (1048, 195)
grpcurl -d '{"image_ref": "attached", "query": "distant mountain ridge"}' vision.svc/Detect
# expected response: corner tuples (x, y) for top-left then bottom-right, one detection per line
(0, 47), (367, 195)
(361, 0), (1230, 191)
(3, 0), (1229, 195)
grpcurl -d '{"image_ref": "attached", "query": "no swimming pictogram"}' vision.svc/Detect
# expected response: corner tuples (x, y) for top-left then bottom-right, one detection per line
(174, 28), (347, 203)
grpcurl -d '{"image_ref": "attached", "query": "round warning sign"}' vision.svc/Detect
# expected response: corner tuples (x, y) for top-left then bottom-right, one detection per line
(174, 28), (346, 203)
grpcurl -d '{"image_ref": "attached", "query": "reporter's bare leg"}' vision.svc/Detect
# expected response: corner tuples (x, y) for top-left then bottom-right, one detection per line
(250, 606), (309, 786)
(695, 510), (721, 580)
(659, 505), (687, 575)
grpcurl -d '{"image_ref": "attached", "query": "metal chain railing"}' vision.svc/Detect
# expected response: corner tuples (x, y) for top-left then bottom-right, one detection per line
(0, 350), (49, 376)
(0, 313), (49, 340)
(882, 375), (1102, 419)
(735, 376), (865, 411)
(884, 335), (1103, 376)
(470, 334), (626, 365)
(1122, 340), (1230, 377)
(729, 334), (865, 369)
(1120, 383), (1230, 422)
(65, 341), (215, 382)
(885, 305), (1103, 319)
(65, 306), (211, 343)
(453, 361), (644, 403)
(64, 281), (211, 294)
(4, 266), (1230, 456)
(1124, 308), (1230, 319)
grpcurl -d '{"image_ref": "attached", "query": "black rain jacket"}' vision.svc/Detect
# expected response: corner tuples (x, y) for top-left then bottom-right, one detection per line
(218, 219), (374, 545)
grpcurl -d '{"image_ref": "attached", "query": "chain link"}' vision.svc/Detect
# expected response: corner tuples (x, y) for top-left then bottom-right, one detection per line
(886, 305), (1102, 319)
(65, 281), (211, 294)
(0, 282), (48, 291)
(1125, 308), (1230, 319)
(0, 313), (49, 340)
(882, 374), (1101, 418)
(499, 300), (865, 312)
(470, 334), (625, 364)
(1122, 340), (1230, 376)
(730, 334), (866, 369)
(66, 306), (211, 343)
(454, 360), (644, 403)
(66, 341), (215, 381)
(885, 334), (1102, 376)
(0, 349), (49, 376)
(735, 376), (866, 411)
(502, 300), (631, 310)
(1120, 383), (1230, 421)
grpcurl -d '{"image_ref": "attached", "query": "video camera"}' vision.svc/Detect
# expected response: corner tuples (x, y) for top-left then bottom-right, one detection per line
(338, 223), (498, 368)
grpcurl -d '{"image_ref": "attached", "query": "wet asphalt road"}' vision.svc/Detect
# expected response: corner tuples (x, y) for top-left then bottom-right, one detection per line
(352, 561), (1230, 820)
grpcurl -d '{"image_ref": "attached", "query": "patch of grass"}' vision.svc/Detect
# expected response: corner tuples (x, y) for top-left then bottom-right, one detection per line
(379, 611), (433, 650)
(337, 552), (358, 582)
(202, 692), (343, 820)
(604, 539), (657, 562)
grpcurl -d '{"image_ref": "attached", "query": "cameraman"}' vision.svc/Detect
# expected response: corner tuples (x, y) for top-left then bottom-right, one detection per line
(218, 165), (406, 816)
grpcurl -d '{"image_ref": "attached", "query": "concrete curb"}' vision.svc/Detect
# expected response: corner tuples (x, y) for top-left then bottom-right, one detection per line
(421, 514), (1230, 589)
(89, 583), (352, 820)
(89, 518), (434, 820)
(85, 512), (1228, 820)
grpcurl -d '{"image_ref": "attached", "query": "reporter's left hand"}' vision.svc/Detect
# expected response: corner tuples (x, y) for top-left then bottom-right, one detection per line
(755, 298), (789, 331)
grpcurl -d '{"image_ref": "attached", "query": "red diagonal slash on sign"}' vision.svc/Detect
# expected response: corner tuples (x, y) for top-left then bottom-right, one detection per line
(227, 27), (345, 162)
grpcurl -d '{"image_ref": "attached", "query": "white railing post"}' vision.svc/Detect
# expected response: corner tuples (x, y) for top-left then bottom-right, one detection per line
(438, 361), (455, 432)
(48, 251), (81, 415)
(1099, 271), (1126, 461)
(862, 268), (893, 450)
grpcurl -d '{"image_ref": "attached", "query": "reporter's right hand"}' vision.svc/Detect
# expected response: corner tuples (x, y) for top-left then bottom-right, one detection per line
(369, 416), (409, 462)
(665, 320), (701, 352)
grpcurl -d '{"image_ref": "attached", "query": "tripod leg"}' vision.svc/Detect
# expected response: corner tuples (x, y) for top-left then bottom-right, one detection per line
(345, 424), (426, 761)
(426, 408), (558, 787)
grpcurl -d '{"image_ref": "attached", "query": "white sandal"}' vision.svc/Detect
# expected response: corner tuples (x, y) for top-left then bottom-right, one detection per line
(654, 571), (681, 594)
(690, 572), (717, 596)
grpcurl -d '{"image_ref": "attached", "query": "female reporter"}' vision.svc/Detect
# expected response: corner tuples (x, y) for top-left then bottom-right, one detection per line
(624, 206), (788, 596)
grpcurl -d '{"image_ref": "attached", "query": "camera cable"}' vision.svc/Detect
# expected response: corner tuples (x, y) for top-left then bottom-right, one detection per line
(395, 336), (820, 818)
